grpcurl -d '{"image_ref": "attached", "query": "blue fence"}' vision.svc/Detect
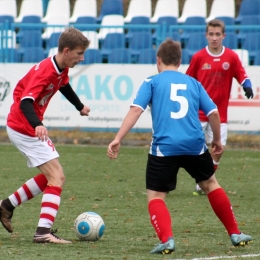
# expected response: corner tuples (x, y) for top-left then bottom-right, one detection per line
(1, 21), (260, 65)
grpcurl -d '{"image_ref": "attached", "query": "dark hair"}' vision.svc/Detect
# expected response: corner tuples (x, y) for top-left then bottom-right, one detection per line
(206, 19), (225, 33)
(58, 27), (90, 52)
(156, 38), (181, 66)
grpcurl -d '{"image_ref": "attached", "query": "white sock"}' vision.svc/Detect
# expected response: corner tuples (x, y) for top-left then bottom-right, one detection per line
(196, 184), (201, 191)
(213, 160), (219, 165)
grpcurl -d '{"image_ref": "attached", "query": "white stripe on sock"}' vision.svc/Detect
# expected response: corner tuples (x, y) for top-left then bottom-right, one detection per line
(26, 178), (42, 196)
(40, 207), (58, 218)
(42, 193), (60, 205)
(38, 217), (54, 228)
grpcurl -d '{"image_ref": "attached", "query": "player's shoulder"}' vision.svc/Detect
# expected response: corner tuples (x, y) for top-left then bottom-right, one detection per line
(33, 57), (52, 70)
(223, 47), (243, 65)
(224, 47), (240, 57)
(143, 74), (158, 83)
(35, 57), (61, 78)
(188, 48), (207, 64)
(192, 48), (207, 58)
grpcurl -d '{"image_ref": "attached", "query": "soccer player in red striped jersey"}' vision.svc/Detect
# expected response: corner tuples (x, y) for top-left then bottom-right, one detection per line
(186, 19), (254, 195)
(0, 28), (91, 243)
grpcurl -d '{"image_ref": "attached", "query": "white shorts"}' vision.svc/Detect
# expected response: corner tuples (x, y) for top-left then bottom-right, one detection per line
(6, 126), (59, 168)
(201, 122), (227, 146)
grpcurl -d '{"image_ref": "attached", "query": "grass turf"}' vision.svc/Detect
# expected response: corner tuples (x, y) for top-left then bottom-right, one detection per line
(0, 144), (259, 259)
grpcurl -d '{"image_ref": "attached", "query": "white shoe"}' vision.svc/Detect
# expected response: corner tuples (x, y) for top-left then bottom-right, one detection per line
(33, 229), (71, 244)
(192, 184), (205, 195)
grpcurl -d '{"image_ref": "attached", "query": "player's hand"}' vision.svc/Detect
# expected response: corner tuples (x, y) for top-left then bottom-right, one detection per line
(211, 140), (223, 155)
(80, 105), (90, 116)
(107, 140), (121, 160)
(243, 87), (254, 99)
(35, 125), (48, 142)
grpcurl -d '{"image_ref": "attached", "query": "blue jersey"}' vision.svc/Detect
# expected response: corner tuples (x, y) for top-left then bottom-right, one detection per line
(132, 70), (217, 156)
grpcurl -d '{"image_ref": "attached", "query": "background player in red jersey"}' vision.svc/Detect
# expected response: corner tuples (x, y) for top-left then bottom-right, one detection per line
(186, 19), (254, 195)
(0, 27), (90, 243)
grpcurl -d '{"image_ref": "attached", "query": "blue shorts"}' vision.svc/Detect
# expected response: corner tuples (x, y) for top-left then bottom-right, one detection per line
(146, 150), (214, 192)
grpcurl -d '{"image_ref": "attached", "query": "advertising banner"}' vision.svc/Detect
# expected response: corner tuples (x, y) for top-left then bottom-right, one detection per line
(0, 63), (259, 133)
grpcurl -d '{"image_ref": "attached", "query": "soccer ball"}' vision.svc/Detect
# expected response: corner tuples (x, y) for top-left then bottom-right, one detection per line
(74, 212), (105, 241)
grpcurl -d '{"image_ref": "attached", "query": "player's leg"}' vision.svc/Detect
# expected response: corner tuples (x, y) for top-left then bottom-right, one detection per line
(193, 123), (227, 195)
(33, 158), (71, 244)
(188, 151), (252, 247)
(147, 191), (171, 243)
(199, 175), (252, 246)
(199, 176), (241, 235)
(206, 123), (228, 172)
(2, 126), (70, 243)
(0, 127), (50, 233)
(146, 154), (176, 254)
(0, 173), (48, 233)
(193, 122), (209, 195)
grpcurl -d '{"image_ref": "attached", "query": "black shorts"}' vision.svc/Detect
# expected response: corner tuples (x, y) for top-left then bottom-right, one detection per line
(146, 150), (214, 192)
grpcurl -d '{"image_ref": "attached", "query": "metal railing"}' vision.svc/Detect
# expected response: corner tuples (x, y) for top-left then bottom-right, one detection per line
(0, 21), (260, 65)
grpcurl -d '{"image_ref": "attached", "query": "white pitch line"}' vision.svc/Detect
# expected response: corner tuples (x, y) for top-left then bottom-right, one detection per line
(171, 253), (260, 260)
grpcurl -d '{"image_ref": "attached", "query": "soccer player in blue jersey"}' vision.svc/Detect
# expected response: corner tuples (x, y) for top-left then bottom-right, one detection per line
(107, 39), (252, 254)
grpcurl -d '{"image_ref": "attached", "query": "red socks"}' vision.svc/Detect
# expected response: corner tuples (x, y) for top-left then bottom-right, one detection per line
(207, 188), (240, 235)
(148, 199), (173, 243)
(148, 189), (239, 242)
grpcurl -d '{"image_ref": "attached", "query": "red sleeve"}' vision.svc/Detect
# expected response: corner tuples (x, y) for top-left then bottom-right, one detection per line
(23, 73), (50, 100)
(233, 52), (249, 85)
(185, 55), (198, 79)
(20, 61), (54, 101)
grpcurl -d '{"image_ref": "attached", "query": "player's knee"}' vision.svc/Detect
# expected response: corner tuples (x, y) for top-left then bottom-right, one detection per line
(55, 171), (65, 186)
(45, 170), (65, 187)
(199, 175), (220, 194)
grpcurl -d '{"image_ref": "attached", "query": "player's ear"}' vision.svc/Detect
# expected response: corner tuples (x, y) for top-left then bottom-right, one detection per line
(63, 47), (70, 55)
(156, 56), (161, 65)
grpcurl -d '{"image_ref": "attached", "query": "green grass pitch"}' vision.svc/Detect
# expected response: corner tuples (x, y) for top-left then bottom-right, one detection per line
(0, 144), (259, 259)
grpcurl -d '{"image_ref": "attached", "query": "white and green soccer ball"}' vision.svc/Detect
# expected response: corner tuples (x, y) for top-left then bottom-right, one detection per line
(74, 211), (105, 241)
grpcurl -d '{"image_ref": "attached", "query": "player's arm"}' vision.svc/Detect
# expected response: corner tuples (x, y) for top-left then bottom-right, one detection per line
(59, 83), (90, 115)
(20, 98), (43, 127)
(114, 105), (143, 142)
(107, 78), (151, 159)
(242, 79), (254, 99)
(107, 106), (143, 159)
(20, 98), (48, 141)
(198, 81), (223, 154)
(234, 54), (254, 99)
(208, 110), (223, 155)
(59, 83), (84, 110)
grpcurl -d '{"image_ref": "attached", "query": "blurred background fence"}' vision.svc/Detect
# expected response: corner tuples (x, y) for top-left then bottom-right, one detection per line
(0, 0), (260, 65)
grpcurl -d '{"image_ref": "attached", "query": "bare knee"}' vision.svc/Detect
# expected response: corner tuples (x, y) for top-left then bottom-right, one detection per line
(198, 174), (221, 195)
(38, 159), (66, 188)
(46, 168), (65, 187)
(50, 164), (65, 187)
(57, 171), (65, 186)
